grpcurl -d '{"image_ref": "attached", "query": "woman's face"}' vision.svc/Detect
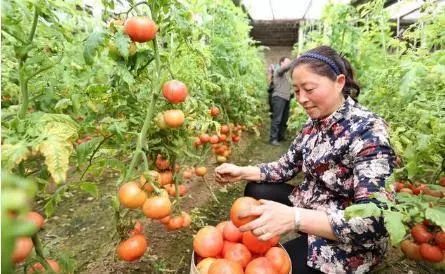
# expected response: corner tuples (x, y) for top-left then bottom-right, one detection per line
(292, 64), (345, 119)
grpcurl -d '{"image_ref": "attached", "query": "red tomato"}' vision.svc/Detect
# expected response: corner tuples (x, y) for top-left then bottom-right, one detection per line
(220, 125), (230, 134)
(183, 170), (193, 179)
(224, 243), (252, 268)
(12, 237), (33, 263)
(419, 243), (444, 262)
(400, 240), (422, 261)
(27, 259), (60, 273)
(159, 171), (173, 185)
(209, 106), (220, 117)
(142, 195), (171, 219)
(163, 110), (185, 128)
(195, 166), (208, 177)
(162, 80), (188, 104)
(118, 182), (147, 209)
(156, 154), (170, 170)
(399, 188), (413, 194)
(216, 221), (229, 234)
(230, 197), (261, 227)
(208, 259), (244, 274)
(242, 231), (280, 254)
(181, 211), (192, 228)
(439, 177), (445, 187)
(222, 240), (236, 257)
(219, 134), (227, 142)
(26, 211), (45, 229)
(117, 234), (148, 261)
(265, 247), (291, 274)
(193, 226), (224, 258)
(129, 220), (144, 236)
(159, 215), (171, 224)
(196, 257), (217, 274)
(223, 221), (242, 242)
(200, 134), (210, 143)
(435, 232), (445, 250)
(166, 215), (184, 230)
(124, 17), (157, 43)
(245, 257), (278, 274)
(411, 224), (433, 244)
(209, 135), (219, 144)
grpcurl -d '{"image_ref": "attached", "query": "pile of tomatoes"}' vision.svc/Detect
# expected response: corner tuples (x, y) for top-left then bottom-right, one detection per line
(400, 223), (444, 265)
(192, 197), (291, 274)
(394, 180), (444, 198)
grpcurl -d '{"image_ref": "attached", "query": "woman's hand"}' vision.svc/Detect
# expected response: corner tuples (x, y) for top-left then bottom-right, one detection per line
(238, 199), (295, 241)
(214, 163), (244, 184)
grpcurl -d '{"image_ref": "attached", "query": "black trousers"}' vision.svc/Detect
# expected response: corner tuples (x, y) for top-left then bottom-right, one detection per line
(244, 182), (323, 274)
(270, 96), (290, 142)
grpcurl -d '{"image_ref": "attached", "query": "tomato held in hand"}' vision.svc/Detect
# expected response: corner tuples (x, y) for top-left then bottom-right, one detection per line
(242, 230), (280, 254)
(230, 197), (261, 227)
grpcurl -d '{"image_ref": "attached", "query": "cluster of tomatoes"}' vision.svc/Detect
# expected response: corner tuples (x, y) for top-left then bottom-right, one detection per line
(193, 122), (245, 164)
(11, 211), (61, 273)
(192, 197), (291, 274)
(400, 222), (444, 265)
(394, 180), (444, 198)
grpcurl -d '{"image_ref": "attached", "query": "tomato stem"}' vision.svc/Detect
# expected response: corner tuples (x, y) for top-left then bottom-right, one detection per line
(31, 234), (54, 273)
(202, 175), (219, 203)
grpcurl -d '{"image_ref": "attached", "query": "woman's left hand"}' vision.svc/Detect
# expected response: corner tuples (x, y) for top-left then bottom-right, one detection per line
(238, 199), (295, 241)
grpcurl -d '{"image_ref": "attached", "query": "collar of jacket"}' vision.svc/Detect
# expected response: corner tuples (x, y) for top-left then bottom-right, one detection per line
(310, 96), (355, 131)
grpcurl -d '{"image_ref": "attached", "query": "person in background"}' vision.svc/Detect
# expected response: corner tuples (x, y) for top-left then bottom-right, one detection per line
(215, 45), (395, 274)
(267, 63), (277, 117)
(269, 57), (293, 145)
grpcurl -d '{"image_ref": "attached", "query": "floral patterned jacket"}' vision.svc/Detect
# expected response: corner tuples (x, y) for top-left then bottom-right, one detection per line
(258, 97), (395, 274)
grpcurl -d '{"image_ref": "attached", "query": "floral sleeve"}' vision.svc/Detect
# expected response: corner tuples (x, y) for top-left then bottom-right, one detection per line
(326, 119), (396, 247)
(257, 131), (304, 183)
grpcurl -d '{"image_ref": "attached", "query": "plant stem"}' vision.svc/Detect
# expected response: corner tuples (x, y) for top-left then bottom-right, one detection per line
(31, 234), (54, 273)
(28, 7), (39, 43)
(203, 176), (219, 203)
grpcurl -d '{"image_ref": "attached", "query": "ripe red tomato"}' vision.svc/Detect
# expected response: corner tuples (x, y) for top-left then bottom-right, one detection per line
(400, 240), (422, 261)
(166, 215), (184, 230)
(163, 109), (185, 128)
(399, 188), (413, 194)
(232, 135), (241, 143)
(196, 257), (216, 274)
(118, 182), (147, 209)
(220, 125), (230, 134)
(411, 224), (433, 244)
(223, 221), (242, 242)
(222, 240), (236, 257)
(26, 211), (45, 229)
(210, 106), (220, 117)
(434, 232), (445, 250)
(245, 257), (278, 274)
(142, 195), (171, 219)
(209, 135), (219, 144)
(129, 220), (144, 236)
(208, 259), (244, 274)
(159, 171), (173, 185)
(193, 226), (224, 257)
(124, 17), (157, 43)
(224, 243), (252, 268)
(195, 166), (208, 177)
(162, 80), (188, 104)
(216, 221), (228, 234)
(439, 176), (445, 187)
(159, 215), (171, 224)
(200, 133), (210, 143)
(12, 237), (34, 263)
(181, 211), (192, 228)
(230, 197), (261, 227)
(117, 234), (148, 261)
(394, 181), (405, 192)
(27, 259), (60, 273)
(265, 247), (291, 274)
(419, 243), (444, 262)
(219, 134), (227, 142)
(242, 231), (280, 254)
(156, 154), (170, 170)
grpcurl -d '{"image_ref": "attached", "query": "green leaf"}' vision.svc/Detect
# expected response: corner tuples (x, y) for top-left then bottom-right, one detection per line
(1, 141), (30, 170)
(79, 182), (98, 198)
(114, 32), (130, 59)
(425, 207), (445, 227)
(344, 203), (382, 220)
(83, 30), (106, 65)
(383, 210), (406, 246)
(54, 98), (72, 112)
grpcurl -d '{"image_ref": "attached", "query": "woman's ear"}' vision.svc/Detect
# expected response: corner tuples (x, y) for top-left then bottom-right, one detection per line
(336, 74), (346, 92)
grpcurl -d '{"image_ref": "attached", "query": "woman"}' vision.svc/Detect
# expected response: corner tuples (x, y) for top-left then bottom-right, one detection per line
(215, 46), (395, 274)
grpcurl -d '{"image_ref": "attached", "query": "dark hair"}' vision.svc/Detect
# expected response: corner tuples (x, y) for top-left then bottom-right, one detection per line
(291, 46), (360, 99)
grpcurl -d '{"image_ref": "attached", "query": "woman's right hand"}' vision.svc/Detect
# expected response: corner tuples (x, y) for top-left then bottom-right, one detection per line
(214, 163), (244, 184)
